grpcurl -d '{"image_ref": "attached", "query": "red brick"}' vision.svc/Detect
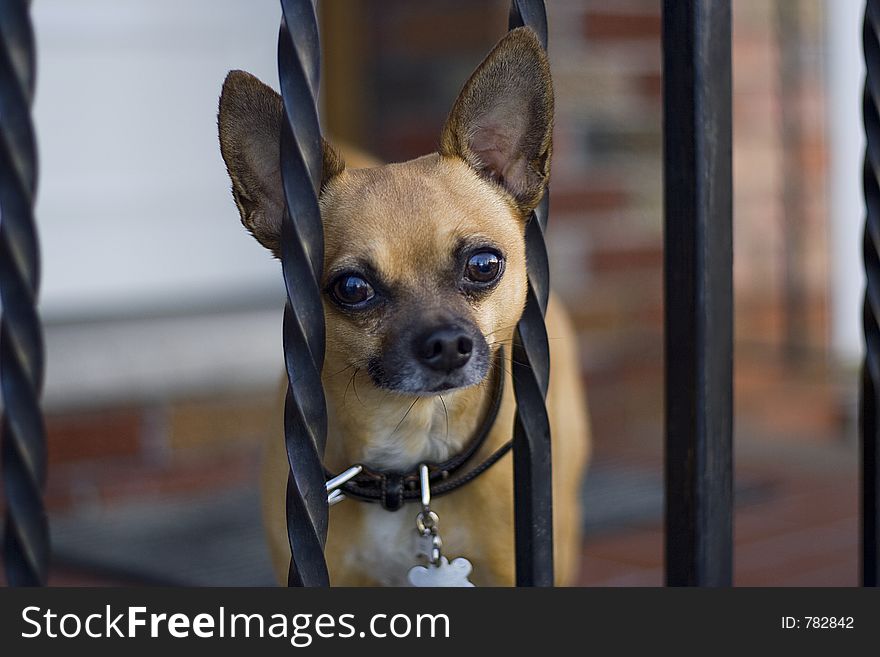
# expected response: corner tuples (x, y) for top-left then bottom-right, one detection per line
(377, 122), (441, 162)
(46, 408), (143, 465)
(376, 3), (506, 55)
(583, 10), (661, 41)
(734, 519), (857, 586)
(44, 448), (260, 512)
(590, 245), (662, 272)
(584, 527), (663, 569)
(550, 185), (629, 214)
(578, 554), (662, 587)
(635, 71), (663, 99)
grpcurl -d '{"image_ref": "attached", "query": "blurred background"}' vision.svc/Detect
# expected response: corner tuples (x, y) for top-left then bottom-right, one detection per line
(0, 0), (866, 585)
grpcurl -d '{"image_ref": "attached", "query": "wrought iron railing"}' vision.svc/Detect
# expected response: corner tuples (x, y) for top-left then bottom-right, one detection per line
(662, 0), (733, 587)
(277, 0), (330, 589)
(862, 0), (880, 588)
(508, 0), (554, 588)
(0, 0), (48, 587)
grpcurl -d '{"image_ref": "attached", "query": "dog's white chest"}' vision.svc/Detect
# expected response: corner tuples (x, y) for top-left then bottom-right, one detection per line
(342, 504), (477, 586)
(346, 505), (422, 586)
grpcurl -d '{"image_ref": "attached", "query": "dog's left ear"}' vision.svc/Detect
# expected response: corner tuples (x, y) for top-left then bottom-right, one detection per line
(440, 27), (554, 215)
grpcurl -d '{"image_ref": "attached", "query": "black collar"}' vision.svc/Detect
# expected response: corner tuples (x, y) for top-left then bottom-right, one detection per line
(325, 347), (511, 510)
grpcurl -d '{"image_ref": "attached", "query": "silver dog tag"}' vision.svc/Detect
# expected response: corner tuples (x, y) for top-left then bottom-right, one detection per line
(407, 556), (476, 587)
(408, 464), (475, 586)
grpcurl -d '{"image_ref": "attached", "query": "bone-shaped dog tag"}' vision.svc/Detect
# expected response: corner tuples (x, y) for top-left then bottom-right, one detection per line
(407, 556), (476, 587)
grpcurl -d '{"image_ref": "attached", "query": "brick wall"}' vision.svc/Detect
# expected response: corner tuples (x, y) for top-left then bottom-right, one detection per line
(35, 394), (273, 513)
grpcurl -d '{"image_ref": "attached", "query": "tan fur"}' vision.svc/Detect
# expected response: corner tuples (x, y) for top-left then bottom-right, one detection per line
(221, 27), (590, 586)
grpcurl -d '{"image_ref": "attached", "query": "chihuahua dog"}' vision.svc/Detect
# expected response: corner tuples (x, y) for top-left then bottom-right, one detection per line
(218, 27), (589, 586)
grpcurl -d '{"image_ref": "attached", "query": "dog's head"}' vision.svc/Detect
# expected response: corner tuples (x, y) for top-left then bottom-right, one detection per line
(218, 27), (552, 396)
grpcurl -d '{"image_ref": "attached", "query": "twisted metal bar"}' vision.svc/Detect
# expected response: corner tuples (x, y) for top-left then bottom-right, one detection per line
(277, 0), (329, 587)
(862, 0), (880, 587)
(0, 0), (48, 586)
(508, 0), (554, 587)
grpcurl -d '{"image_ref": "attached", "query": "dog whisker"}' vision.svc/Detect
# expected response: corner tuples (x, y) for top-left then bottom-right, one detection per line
(508, 357), (535, 371)
(391, 397), (421, 436)
(342, 368), (359, 407)
(488, 358), (524, 388)
(352, 368), (365, 406)
(328, 363), (355, 377)
(438, 394), (450, 441)
(484, 323), (519, 339)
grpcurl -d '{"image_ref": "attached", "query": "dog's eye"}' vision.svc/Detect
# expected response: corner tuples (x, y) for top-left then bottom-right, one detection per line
(465, 251), (502, 284)
(332, 274), (375, 306)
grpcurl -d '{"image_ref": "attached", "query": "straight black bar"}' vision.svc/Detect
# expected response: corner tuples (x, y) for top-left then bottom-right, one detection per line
(662, 0), (733, 587)
(861, 0), (880, 587)
(509, 0), (554, 587)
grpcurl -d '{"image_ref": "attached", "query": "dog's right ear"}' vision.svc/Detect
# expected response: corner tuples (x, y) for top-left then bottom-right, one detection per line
(218, 70), (344, 257)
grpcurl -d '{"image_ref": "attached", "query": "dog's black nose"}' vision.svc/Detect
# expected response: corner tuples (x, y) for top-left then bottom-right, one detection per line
(415, 326), (473, 372)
